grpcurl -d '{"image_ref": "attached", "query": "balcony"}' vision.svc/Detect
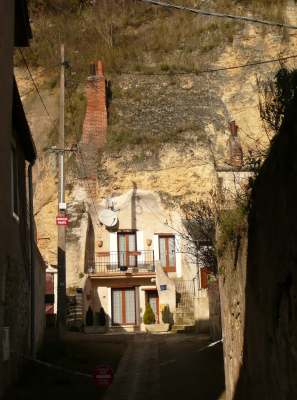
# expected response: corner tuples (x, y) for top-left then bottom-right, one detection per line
(87, 250), (155, 276)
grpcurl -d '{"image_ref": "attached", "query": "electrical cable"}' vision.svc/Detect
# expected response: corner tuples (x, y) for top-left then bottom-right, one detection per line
(15, 63), (60, 81)
(138, 0), (297, 30)
(18, 48), (72, 149)
(69, 53), (297, 79)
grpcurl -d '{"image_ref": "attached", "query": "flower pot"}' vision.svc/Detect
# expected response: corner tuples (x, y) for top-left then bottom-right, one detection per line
(145, 323), (170, 333)
(120, 266), (128, 271)
(84, 326), (107, 334)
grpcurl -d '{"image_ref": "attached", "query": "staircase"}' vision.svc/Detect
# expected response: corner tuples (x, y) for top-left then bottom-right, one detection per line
(171, 280), (195, 334)
(171, 307), (195, 333)
(66, 293), (83, 331)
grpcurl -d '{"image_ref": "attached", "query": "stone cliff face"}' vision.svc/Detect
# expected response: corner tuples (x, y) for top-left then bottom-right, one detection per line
(15, 3), (297, 287)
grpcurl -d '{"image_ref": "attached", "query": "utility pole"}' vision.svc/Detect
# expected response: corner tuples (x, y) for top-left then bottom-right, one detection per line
(58, 44), (66, 337)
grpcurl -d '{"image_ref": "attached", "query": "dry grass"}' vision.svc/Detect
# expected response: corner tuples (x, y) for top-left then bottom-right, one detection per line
(22, 0), (289, 151)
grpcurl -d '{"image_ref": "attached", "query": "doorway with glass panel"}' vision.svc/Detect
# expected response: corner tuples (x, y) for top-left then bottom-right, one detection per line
(118, 232), (137, 268)
(159, 235), (176, 272)
(147, 290), (159, 324)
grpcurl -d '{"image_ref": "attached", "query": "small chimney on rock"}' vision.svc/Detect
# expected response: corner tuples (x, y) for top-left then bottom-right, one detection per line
(98, 60), (103, 77)
(228, 120), (243, 167)
(90, 61), (96, 76)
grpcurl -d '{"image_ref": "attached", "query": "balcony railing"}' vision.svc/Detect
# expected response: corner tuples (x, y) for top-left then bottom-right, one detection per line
(88, 250), (155, 275)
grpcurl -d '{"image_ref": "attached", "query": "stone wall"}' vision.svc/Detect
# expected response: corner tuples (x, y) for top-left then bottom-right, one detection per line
(219, 94), (297, 399)
(218, 232), (248, 400)
(208, 281), (222, 341)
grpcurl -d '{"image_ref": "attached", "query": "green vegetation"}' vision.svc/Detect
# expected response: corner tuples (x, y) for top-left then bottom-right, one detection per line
(143, 302), (155, 325)
(161, 305), (172, 324)
(21, 0), (288, 160)
(104, 122), (204, 160)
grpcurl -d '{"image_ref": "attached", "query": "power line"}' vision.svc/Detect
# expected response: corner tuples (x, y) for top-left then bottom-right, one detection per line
(16, 63), (60, 81)
(138, 0), (297, 30)
(69, 54), (297, 80)
(18, 48), (72, 149)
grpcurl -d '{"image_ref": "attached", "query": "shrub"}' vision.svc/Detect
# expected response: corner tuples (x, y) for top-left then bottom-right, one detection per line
(161, 305), (171, 324)
(99, 307), (106, 326)
(86, 306), (93, 326)
(143, 303), (155, 325)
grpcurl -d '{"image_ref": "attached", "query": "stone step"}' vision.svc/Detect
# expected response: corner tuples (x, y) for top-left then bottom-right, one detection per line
(177, 317), (195, 325)
(174, 310), (194, 316)
(171, 325), (195, 334)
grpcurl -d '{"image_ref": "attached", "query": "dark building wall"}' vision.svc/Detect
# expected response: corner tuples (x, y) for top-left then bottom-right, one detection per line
(219, 95), (297, 399)
(0, 1), (17, 396)
(0, 1), (45, 396)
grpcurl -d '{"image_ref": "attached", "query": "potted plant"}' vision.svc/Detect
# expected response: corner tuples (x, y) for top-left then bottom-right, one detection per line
(161, 305), (171, 330)
(99, 307), (106, 327)
(144, 303), (171, 333)
(143, 303), (155, 331)
(86, 305), (93, 326)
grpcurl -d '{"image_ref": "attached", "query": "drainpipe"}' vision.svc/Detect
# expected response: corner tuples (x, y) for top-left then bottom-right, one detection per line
(28, 160), (35, 358)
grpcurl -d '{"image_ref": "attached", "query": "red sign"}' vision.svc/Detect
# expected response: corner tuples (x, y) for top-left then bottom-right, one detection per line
(56, 216), (68, 226)
(93, 365), (114, 388)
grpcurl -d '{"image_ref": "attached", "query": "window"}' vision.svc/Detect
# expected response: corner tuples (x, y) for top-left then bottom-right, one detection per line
(11, 145), (19, 217)
(118, 232), (137, 267)
(112, 288), (136, 325)
(159, 236), (176, 272)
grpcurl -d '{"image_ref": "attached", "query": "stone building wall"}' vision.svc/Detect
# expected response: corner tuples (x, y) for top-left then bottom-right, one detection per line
(218, 233), (248, 400)
(219, 94), (297, 399)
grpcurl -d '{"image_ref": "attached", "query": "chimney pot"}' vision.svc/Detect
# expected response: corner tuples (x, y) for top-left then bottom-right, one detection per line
(98, 60), (103, 77)
(90, 61), (96, 76)
(230, 120), (237, 136)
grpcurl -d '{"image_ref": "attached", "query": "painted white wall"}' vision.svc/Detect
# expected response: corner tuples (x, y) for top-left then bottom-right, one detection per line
(153, 234), (159, 261)
(136, 231), (144, 264)
(175, 235), (182, 278)
(110, 232), (118, 251)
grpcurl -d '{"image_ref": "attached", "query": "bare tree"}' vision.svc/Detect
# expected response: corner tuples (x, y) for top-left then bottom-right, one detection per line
(180, 200), (217, 275)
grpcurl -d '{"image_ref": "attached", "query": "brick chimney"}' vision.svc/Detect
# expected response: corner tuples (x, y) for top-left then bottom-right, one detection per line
(228, 120), (243, 167)
(79, 61), (107, 198)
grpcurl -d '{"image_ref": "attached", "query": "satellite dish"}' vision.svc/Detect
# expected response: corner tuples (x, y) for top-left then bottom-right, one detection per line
(100, 209), (117, 227)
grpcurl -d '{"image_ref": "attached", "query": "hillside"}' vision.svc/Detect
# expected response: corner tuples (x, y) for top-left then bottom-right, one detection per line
(15, 0), (297, 284)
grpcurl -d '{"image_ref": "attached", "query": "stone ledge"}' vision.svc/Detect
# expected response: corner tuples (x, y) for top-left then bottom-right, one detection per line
(83, 326), (107, 334)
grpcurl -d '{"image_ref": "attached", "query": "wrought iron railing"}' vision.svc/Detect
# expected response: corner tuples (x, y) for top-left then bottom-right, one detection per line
(175, 280), (194, 309)
(88, 250), (155, 275)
